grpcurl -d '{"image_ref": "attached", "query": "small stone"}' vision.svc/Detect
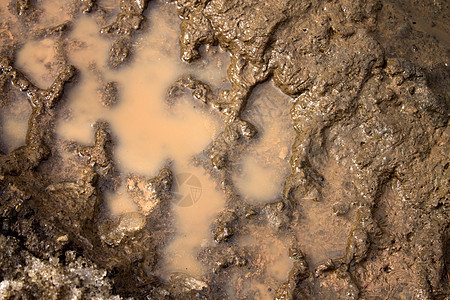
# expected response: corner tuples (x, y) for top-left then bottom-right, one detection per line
(117, 212), (146, 232)
(288, 247), (305, 260)
(169, 272), (208, 292)
(56, 235), (68, 243)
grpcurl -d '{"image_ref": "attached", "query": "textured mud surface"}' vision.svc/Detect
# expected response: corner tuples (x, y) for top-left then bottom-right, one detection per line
(0, 0), (449, 299)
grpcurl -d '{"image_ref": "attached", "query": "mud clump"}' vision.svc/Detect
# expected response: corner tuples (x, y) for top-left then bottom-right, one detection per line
(99, 81), (119, 107)
(100, 0), (151, 68)
(81, 0), (96, 14)
(0, 0), (449, 299)
(126, 167), (173, 215)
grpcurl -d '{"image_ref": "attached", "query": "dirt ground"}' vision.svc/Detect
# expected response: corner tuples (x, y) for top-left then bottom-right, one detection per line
(0, 0), (448, 299)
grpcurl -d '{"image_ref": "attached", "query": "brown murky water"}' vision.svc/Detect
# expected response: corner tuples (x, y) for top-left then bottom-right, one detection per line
(16, 38), (59, 87)
(56, 3), (228, 280)
(10, 0), (231, 282)
(2, 0), (340, 289)
(0, 91), (30, 153)
(229, 225), (293, 300)
(45, 1), (295, 288)
(159, 163), (226, 278)
(52, 12), (224, 177)
(233, 81), (295, 205)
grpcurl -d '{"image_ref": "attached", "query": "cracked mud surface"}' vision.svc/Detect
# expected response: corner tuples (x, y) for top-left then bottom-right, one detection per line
(0, 0), (449, 299)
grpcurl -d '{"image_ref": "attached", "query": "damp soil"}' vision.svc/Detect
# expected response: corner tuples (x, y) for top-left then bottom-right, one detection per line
(0, 0), (449, 299)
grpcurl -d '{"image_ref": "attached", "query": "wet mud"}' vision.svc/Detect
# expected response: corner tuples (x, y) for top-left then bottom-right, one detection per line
(0, 0), (449, 299)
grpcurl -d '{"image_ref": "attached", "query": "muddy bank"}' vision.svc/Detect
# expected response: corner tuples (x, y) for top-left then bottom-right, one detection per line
(0, 0), (449, 299)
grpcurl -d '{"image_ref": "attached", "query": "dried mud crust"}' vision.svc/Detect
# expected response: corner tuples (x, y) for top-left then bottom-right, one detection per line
(0, 0), (449, 299)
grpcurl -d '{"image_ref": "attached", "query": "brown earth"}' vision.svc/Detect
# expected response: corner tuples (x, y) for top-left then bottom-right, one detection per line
(0, 0), (448, 299)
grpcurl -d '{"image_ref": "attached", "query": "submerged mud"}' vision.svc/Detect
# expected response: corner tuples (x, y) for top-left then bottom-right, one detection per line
(0, 0), (449, 299)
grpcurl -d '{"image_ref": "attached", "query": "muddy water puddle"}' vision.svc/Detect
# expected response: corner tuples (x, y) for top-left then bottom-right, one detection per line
(11, 0), (231, 282)
(3, 0), (352, 295)
(36, 0), (73, 28)
(228, 225), (294, 300)
(53, 12), (226, 176)
(0, 91), (30, 154)
(234, 81), (295, 205)
(16, 38), (60, 88)
(53, 2), (228, 280)
(159, 163), (226, 277)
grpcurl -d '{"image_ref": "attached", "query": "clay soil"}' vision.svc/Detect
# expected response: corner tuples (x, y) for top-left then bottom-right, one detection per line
(0, 0), (449, 299)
